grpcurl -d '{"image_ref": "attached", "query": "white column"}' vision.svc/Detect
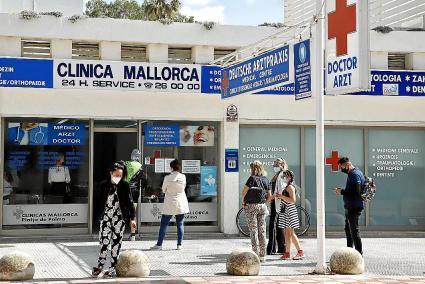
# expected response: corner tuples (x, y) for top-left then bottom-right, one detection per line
(370, 51), (388, 69)
(0, 36), (21, 57)
(221, 111), (240, 234)
(192, 45), (214, 64)
(99, 41), (121, 61)
(406, 52), (425, 70)
(314, 0), (327, 274)
(146, 43), (168, 63)
(51, 39), (72, 59)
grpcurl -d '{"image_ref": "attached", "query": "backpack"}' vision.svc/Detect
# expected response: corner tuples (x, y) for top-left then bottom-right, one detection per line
(361, 175), (376, 202)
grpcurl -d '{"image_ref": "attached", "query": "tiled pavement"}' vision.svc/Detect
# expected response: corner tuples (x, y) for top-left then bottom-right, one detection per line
(0, 237), (424, 283)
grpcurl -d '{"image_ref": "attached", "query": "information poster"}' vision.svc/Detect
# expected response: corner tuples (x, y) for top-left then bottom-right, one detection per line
(182, 160), (201, 174)
(154, 158), (165, 173)
(200, 166), (217, 196)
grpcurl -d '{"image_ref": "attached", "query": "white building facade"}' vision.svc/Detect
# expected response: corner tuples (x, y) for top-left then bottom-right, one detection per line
(0, 10), (424, 236)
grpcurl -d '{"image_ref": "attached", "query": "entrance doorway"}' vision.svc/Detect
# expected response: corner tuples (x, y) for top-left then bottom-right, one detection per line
(92, 131), (137, 231)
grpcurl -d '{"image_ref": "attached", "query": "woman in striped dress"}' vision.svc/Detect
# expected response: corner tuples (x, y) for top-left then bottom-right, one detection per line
(276, 170), (304, 260)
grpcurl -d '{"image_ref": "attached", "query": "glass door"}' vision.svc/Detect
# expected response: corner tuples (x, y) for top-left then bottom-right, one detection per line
(92, 130), (137, 231)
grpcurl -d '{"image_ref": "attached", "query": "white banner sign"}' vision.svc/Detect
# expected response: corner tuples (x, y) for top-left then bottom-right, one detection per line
(326, 0), (370, 95)
(140, 202), (217, 222)
(54, 59), (202, 92)
(3, 204), (88, 225)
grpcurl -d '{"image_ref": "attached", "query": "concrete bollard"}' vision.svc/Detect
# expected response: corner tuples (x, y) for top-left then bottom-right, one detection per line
(0, 251), (35, 281)
(116, 250), (151, 277)
(226, 248), (260, 276)
(330, 247), (364, 275)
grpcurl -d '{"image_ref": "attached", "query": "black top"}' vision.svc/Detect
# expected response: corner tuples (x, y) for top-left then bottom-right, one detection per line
(245, 176), (270, 190)
(97, 180), (136, 224)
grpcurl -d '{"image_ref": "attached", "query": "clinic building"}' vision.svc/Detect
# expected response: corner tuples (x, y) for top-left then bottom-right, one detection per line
(0, 8), (424, 236)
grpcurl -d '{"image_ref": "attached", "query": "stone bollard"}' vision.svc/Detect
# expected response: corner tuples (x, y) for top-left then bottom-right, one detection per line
(0, 251), (35, 281)
(330, 247), (364, 275)
(116, 250), (151, 277)
(226, 248), (260, 276)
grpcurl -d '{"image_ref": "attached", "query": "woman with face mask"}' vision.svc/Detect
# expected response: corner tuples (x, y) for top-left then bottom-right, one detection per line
(92, 161), (136, 278)
(47, 153), (71, 203)
(275, 170), (304, 260)
(266, 158), (288, 255)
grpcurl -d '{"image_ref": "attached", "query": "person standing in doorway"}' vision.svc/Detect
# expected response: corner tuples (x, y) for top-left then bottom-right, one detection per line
(47, 153), (71, 203)
(267, 158), (288, 255)
(242, 160), (272, 262)
(124, 149), (147, 241)
(92, 162), (136, 278)
(276, 170), (304, 260)
(151, 159), (189, 250)
(334, 156), (365, 255)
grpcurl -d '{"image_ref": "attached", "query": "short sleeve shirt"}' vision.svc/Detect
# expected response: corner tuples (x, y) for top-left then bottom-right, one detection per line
(245, 176), (270, 190)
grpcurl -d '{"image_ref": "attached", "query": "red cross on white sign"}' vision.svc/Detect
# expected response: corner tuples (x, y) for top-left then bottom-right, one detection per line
(328, 0), (357, 57)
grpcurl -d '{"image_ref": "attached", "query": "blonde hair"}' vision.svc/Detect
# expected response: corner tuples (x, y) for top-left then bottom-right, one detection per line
(274, 158), (288, 171)
(250, 160), (267, 176)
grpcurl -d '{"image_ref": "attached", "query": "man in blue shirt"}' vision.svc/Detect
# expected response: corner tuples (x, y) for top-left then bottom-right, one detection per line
(334, 157), (365, 255)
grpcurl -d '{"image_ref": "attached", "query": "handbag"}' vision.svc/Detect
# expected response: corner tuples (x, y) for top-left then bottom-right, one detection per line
(244, 176), (267, 204)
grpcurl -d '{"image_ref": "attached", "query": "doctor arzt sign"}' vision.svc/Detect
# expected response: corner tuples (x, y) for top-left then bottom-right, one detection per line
(326, 0), (370, 94)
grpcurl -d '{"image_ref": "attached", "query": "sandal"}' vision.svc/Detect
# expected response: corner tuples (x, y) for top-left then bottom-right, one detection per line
(103, 269), (117, 278)
(91, 267), (102, 277)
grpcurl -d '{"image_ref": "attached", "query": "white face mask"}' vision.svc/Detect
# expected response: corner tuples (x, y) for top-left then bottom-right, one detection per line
(273, 167), (281, 173)
(111, 176), (121, 185)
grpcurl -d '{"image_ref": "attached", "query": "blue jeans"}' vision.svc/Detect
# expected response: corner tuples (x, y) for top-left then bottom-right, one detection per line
(156, 214), (185, 246)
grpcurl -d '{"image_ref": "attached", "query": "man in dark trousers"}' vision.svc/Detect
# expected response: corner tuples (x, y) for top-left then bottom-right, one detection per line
(334, 156), (365, 255)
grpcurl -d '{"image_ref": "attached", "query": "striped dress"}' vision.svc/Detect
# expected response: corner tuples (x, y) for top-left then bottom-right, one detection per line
(278, 187), (300, 229)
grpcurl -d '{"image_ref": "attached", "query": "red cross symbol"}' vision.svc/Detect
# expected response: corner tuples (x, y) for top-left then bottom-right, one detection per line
(328, 0), (357, 57)
(326, 150), (341, 172)
(221, 71), (229, 97)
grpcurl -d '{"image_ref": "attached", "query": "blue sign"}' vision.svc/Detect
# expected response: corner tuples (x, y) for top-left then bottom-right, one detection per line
(144, 125), (180, 146)
(352, 70), (425, 97)
(200, 166), (217, 196)
(220, 45), (290, 98)
(48, 123), (86, 145)
(294, 39), (312, 100)
(0, 58), (53, 88)
(201, 65), (221, 94)
(225, 149), (239, 172)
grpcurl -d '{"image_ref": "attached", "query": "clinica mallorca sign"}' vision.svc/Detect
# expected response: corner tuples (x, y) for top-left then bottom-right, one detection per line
(326, 0), (370, 94)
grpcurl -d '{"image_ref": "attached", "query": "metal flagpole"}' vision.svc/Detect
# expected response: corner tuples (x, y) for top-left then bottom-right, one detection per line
(314, 0), (327, 274)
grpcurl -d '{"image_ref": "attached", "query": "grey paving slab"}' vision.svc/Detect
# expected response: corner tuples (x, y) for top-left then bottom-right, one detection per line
(0, 238), (424, 280)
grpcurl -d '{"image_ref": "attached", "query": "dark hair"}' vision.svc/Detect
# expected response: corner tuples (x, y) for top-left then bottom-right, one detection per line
(338, 157), (350, 165)
(111, 160), (128, 180)
(170, 159), (180, 171)
(284, 170), (295, 184)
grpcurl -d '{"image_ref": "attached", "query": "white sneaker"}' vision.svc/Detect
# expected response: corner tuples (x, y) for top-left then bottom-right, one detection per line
(150, 244), (162, 250)
(177, 245), (182, 250)
(259, 257), (265, 263)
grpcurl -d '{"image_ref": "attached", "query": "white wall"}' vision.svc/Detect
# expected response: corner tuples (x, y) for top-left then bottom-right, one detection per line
(0, 14), (277, 48)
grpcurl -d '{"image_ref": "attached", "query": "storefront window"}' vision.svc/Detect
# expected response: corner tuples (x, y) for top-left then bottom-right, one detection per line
(305, 128), (365, 226)
(2, 118), (89, 229)
(141, 122), (219, 226)
(239, 127), (301, 204)
(368, 129), (425, 225)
